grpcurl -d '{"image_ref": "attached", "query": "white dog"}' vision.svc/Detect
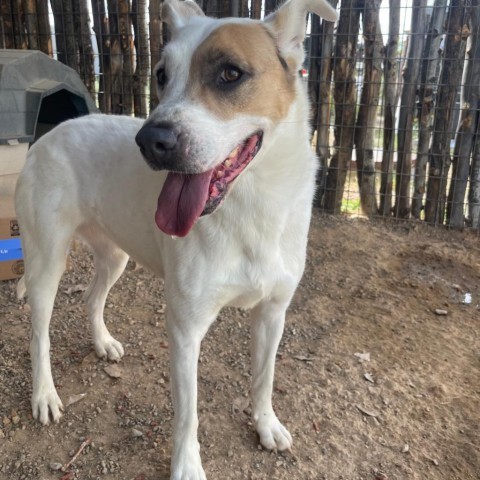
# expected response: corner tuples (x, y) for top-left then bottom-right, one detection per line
(15, 0), (337, 478)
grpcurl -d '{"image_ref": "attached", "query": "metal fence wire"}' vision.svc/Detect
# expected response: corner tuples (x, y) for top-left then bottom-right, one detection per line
(1, 0), (479, 229)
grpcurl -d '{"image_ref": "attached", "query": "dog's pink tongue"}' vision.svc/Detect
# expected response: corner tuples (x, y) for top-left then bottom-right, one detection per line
(155, 170), (213, 237)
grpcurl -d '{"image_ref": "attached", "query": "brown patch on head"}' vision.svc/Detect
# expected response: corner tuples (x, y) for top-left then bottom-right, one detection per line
(188, 23), (296, 122)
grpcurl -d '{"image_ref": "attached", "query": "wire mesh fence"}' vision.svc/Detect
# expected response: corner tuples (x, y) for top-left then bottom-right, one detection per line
(1, 0), (479, 229)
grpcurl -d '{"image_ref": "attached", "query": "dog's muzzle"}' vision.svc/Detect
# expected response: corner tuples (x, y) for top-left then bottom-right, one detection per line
(135, 122), (187, 172)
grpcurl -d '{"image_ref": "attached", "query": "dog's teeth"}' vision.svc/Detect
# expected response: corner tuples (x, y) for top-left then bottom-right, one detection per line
(228, 146), (240, 159)
(217, 170), (224, 178)
(171, 235), (177, 240)
(224, 159), (232, 168)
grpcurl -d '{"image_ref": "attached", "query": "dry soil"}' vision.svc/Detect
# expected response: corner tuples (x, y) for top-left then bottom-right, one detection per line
(1, 213), (479, 480)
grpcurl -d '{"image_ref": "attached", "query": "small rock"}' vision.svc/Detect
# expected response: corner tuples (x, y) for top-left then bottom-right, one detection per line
(432, 459), (439, 466)
(402, 443), (409, 453)
(356, 404), (380, 417)
(364, 373), (375, 383)
(49, 462), (63, 471)
(66, 393), (87, 407)
(11, 416), (20, 425)
(354, 352), (370, 363)
(434, 309), (448, 316)
(131, 428), (143, 438)
(104, 365), (122, 378)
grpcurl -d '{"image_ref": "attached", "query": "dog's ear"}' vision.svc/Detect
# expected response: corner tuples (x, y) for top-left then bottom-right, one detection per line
(265, 0), (338, 69)
(162, 0), (205, 30)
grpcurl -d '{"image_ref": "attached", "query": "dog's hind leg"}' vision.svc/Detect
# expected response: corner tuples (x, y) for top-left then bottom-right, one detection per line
(250, 298), (293, 452)
(81, 228), (129, 361)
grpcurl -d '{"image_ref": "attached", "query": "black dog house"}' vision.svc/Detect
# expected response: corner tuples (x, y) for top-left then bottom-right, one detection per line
(0, 49), (98, 145)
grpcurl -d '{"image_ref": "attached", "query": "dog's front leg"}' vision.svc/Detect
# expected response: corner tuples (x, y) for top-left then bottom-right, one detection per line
(250, 298), (293, 451)
(166, 306), (214, 480)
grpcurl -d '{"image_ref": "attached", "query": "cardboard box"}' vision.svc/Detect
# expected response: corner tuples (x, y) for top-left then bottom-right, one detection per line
(0, 195), (24, 280)
(0, 142), (29, 196)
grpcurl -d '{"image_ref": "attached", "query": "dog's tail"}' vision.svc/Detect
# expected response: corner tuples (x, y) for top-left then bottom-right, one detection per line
(17, 276), (27, 300)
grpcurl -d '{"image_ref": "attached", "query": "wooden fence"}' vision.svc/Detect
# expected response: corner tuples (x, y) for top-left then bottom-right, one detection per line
(1, 0), (479, 228)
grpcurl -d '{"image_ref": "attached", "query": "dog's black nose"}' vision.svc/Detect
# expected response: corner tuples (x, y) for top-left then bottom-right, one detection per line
(135, 122), (179, 169)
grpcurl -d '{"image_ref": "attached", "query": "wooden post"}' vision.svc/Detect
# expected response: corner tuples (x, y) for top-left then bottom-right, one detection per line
(106, 0), (123, 114)
(0, 0), (15, 49)
(230, 0), (239, 16)
(448, 0), (479, 227)
(36, 0), (53, 55)
(379, 0), (400, 216)
(132, 0), (149, 118)
(149, 0), (163, 111)
(24, 0), (40, 50)
(204, 0), (231, 16)
(74, 0), (95, 97)
(324, 0), (361, 214)
(265, 0), (280, 16)
(354, 0), (383, 217)
(393, 0), (426, 218)
(412, 0), (448, 218)
(92, 0), (111, 113)
(119, 0), (134, 115)
(470, 120), (480, 229)
(425, 0), (470, 224)
(12, 0), (27, 49)
(309, 2), (338, 208)
(251, 0), (262, 18)
(239, 0), (249, 17)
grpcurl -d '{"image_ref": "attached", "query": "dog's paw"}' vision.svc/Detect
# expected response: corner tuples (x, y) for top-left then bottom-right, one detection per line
(94, 334), (124, 361)
(170, 467), (206, 480)
(171, 449), (206, 480)
(255, 413), (293, 451)
(32, 388), (64, 425)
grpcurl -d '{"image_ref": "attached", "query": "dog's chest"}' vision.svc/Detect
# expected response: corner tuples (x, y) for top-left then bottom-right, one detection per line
(218, 238), (301, 310)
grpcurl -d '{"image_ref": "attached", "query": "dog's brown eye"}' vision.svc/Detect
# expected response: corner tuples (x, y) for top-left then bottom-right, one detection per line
(157, 68), (167, 88)
(220, 67), (242, 83)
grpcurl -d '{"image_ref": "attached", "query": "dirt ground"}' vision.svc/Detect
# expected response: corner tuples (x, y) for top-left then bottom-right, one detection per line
(1, 212), (479, 480)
